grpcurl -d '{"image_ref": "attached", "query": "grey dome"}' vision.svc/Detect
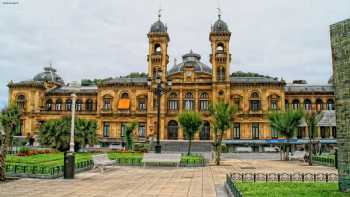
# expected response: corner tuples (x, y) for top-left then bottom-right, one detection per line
(150, 20), (167, 33)
(212, 17), (229, 33)
(33, 67), (64, 84)
(168, 51), (212, 75)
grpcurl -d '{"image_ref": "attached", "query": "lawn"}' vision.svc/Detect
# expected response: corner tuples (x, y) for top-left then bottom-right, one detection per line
(235, 182), (350, 197)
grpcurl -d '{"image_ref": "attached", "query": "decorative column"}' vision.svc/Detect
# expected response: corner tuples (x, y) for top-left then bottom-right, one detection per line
(331, 18), (350, 192)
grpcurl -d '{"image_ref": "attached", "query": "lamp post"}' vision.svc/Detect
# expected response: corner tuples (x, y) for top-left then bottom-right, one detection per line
(64, 82), (79, 179)
(147, 73), (172, 153)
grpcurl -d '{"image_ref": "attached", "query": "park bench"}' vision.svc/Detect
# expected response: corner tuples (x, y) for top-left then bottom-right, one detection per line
(92, 154), (116, 173)
(142, 153), (181, 167)
(289, 151), (307, 161)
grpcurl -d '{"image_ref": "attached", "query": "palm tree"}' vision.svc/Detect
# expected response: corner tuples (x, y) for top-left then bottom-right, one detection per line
(209, 101), (236, 165)
(124, 122), (137, 151)
(39, 117), (97, 152)
(178, 111), (203, 156)
(268, 109), (304, 160)
(0, 105), (21, 181)
(304, 111), (323, 166)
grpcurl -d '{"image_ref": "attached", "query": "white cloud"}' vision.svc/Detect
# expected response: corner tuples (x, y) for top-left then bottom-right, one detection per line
(0, 0), (349, 108)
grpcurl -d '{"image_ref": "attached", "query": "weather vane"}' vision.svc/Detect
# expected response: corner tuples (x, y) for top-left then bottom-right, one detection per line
(158, 8), (162, 20)
(217, 8), (222, 19)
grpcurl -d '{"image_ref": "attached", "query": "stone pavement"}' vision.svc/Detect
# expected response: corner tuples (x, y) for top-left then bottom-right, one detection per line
(0, 160), (336, 197)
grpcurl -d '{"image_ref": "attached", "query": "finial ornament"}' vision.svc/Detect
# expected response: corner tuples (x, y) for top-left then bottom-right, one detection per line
(158, 9), (162, 20)
(217, 8), (222, 19)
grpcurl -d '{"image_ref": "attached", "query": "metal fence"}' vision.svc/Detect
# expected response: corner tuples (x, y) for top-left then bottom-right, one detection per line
(6, 160), (94, 179)
(312, 155), (335, 167)
(225, 172), (339, 197)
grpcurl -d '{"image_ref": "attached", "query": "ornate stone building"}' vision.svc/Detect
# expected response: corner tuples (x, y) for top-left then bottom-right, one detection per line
(7, 15), (336, 151)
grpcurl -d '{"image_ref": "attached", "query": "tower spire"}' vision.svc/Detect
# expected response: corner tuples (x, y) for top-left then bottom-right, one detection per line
(217, 8), (222, 19)
(158, 9), (162, 20)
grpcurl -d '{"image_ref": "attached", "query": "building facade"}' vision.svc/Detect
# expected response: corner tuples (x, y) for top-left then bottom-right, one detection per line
(7, 15), (336, 151)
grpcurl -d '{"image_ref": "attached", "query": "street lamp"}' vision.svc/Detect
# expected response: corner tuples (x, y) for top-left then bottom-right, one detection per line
(148, 72), (172, 153)
(64, 82), (80, 179)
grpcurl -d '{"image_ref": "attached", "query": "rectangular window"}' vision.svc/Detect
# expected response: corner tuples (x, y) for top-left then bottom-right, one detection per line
(271, 100), (277, 110)
(234, 99), (240, 111)
(271, 127), (278, 139)
(233, 123), (240, 139)
(184, 100), (194, 110)
(200, 100), (209, 111)
(138, 100), (146, 111)
(121, 123), (127, 137)
(252, 123), (259, 139)
(103, 99), (111, 110)
(103, 122), (110, 137)
(138, 123), (146, 137)
(251, 100), (260, 112)
(168, 100), (178, 111)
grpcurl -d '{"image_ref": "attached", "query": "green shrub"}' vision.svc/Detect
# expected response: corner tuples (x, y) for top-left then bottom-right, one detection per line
(133, 143), (150, 153)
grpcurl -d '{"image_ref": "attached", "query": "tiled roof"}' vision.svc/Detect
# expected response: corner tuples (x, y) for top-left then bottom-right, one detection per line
(230, 77), (282, 84)
(49, 85), (97, 94)
(102, 77), (148, 85)
(8, 80), (45, 87)
(285, 84), (334, 93)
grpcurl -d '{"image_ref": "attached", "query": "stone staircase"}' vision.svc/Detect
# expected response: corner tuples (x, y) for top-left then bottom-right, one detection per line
(158, 140), (213, 152)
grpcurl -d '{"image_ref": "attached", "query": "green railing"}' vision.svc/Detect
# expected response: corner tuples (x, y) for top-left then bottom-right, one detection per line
(6, 160), (94, 178)
(312, 155), (335, 167)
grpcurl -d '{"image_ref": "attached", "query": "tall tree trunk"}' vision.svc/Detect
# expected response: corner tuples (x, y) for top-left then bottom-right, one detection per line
(0, 133), (8, 181)
(187, 137), (192, 156)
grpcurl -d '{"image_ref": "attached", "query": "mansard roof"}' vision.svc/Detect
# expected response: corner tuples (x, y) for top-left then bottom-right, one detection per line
(285, 84), (335, 93)
(48, 85), (97, 94)
(102, 77), (148, 85)
(7, 80), (45, 88)
(230, 77), (282, 84)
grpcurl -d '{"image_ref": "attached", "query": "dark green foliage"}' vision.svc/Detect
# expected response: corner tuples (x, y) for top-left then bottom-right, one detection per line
(230, 71), (278, 80)
(124, 122), (137, 151)
(122, 72), (147, 78)
(38, 117), (97, 152)
(133, 143), (150, 153)
(178, 111), (203, 155)
(209, 101), (236, 165)
(0, 104), (21, 181)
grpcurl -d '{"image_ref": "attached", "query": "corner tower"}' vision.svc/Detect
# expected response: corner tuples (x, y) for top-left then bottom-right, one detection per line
(147, 13), (170, 82)
(210, 13), (231, 82)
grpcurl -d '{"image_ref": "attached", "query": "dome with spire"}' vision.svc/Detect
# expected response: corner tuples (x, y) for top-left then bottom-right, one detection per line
(149, 12), (167, 33)
(168, 50), (212, 76)
(211, 14), (229, 33)
(33, 66), (64, 84)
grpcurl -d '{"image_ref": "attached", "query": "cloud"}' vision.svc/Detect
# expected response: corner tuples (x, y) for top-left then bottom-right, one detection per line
(0, 0), (349, 108)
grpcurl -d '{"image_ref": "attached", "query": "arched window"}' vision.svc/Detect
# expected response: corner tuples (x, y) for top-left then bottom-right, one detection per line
(200, 121), (210, 140)
(292, 99), (300, 109)
(75, 99), (82, 111)
(16, 95), (26, 110)
(86, 99), (94, 111)
(184, 92), (194, 110)
(216, 43), (224, 53)
(103, 95), (112, 111)
(304, 99), (312, 111)
(269, 95), (279, 110)
(200, 92), (209, 111)
(217, 67), (225, 81)
(168, 92), (178, 111)
(65, 99), (72, 111)
(326, 99), (335, 110)
(55, 99), (62, 111)
(46, 99), (53, 111)
(250, 92), (260, 112)
(137, 97), (147, 111)
(154, 43), (161, 53)
(316, 99), (324, 111)
(167, 120), (178, 140)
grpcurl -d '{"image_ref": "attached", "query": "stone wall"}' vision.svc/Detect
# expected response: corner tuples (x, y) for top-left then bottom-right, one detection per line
(331, 18), (350, 192)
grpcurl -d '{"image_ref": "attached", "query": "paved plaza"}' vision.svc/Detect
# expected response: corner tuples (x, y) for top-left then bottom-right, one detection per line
(0, 159), (336, 197)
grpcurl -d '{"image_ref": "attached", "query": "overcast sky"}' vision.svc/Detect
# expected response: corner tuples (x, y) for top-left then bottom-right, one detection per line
(1, 0), (349, 108)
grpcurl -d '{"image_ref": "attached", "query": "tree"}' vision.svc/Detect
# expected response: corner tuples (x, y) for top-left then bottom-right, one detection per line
(304, 111), (323, 166)
(178, 111), (203, 156)
(0, 105), (21, 181)
(124, 122), (137, 151)
(209, 101), (236, 165)
(39, 117), (97, 152)
(268, 110), (304, 160)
